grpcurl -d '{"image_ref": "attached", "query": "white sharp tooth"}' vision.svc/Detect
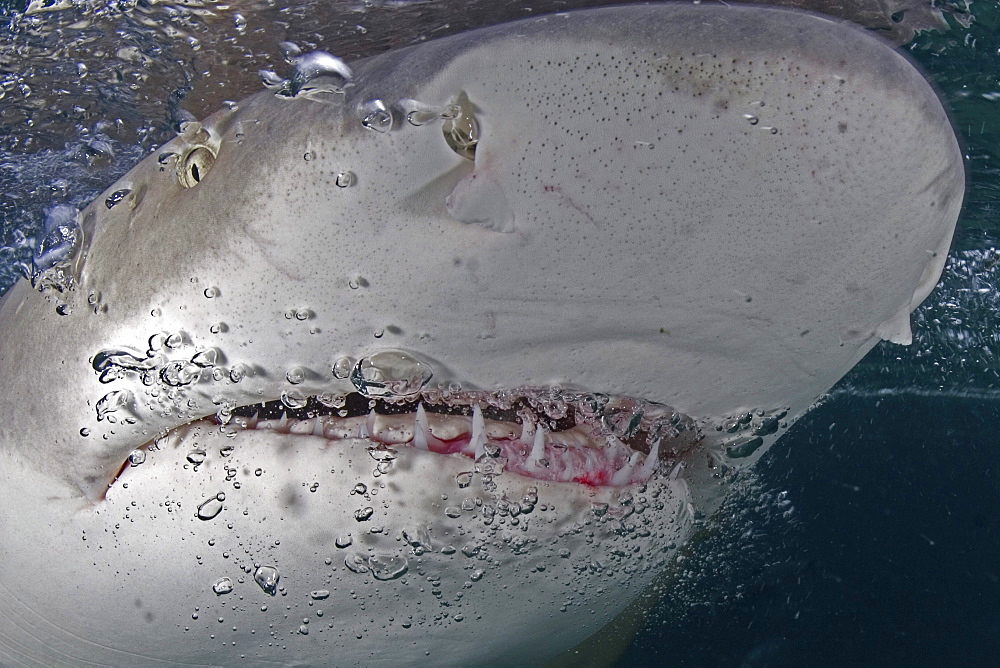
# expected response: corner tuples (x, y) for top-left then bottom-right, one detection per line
(275, 412), (288, 432)
(312, 416), (325, 437)
(636, 439), (661, 481)
(611, 452), (641, 486)
(530, 426), (546, 463)
(471, 404), (486, 460)
(413, 404), (430, 450)
(669, 462), (684, 479)
(519, 419), (535, 444)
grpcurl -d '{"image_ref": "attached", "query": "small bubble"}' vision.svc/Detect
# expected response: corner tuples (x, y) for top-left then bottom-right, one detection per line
(350, 350), (433, 399)
(354, 507), (374, 522)
(303, 151), (314, 161)
(743, 114), (759, 125)
(253, 565), (279, 595)
(203, 287), (219, 298)
(128, 449), (146, 466)
(285, 367), (306, 385)
(345, 553), (369, 574)
(79, 427), (91, 437)
(281, 389), (307, 408)
(335, 171), (355, 188)
(310, 589), (330, 600)
(105, 189), (131, 209)
(150, 308), (161, 317)
(95, 389), (131, 422)
(368, 554), (408, 581)
(187, 449), (207, 465)
(335, 535), (353, 548)
(360, 99), (392, 133)
(191, 349), (217, 368)
(229, 365), (246, 383)
(213, 577), (234, 595)
(332, 356), (354, 379)
(196, 495), (224, 521)
(351, 483), (368, 495)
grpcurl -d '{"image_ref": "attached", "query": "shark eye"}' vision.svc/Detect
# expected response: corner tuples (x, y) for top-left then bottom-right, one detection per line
(442, 93), (478, 160)
(177, 146), (216, 188)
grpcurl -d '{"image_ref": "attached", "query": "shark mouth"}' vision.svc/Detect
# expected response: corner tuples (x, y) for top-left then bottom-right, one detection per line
(199, 387), (704, 488)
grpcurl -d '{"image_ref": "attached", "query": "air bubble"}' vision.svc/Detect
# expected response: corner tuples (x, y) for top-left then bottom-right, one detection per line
(213, 577), (234, 595)
(369, 554), (408, 580)
(345, 553), (369, 574)
(253, 565), (279, 595)
(285, 367), (305, 385)
(191, 349), (217, 368)
(104, 189), (131, 209)
(743, 114), (759, 125)
(335, 171), (354, 188)
(160, 360), (200, 387)
(128, 449), (146, 466)
(333, 356), (354, 379)
(354, 507), (374, 522)
(95, 389), (131, 421)
(360, 99), (393, 133)
(281, 390), (307, 409)
(203, 287), (218, 298)
(350, 350), (433, 398)
(196, 493), (225, 520)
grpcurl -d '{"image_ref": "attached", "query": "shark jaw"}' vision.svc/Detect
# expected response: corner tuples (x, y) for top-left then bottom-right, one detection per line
(119, 384), (707, 492)
(0, 3), (963, 666)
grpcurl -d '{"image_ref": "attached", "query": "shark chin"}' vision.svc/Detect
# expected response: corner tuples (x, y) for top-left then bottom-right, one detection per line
(0, 3), (963, 666)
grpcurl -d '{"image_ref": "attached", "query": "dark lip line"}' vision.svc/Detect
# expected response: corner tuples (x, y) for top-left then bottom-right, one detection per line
(231, 392), (579, 432)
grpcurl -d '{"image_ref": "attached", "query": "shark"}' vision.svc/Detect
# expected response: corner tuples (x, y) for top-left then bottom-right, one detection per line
(0, 3), (963, 666)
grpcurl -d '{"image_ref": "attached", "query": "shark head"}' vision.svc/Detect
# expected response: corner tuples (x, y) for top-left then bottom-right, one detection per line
(0, 4), (962, 665)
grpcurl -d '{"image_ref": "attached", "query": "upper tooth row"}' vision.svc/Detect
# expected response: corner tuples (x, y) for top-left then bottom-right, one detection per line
(247, 407), (602, 451)
(232, 404), (660, 485)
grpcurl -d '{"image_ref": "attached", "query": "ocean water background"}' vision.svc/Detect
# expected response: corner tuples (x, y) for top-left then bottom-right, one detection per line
(0, 0), (996, 665)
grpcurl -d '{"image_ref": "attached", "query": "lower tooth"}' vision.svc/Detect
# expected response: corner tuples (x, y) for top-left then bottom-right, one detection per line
(529, 426), (546, 464)
(611, 452), (640, 486)
(519, 420), (535, 444)
(414, 404), (430, 450)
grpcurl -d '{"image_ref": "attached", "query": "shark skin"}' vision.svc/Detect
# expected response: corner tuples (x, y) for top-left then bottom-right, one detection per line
(0, 4), (962, 666)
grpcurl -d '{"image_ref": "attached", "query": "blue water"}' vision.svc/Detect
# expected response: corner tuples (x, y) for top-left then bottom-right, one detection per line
(1, 1), (998, 665)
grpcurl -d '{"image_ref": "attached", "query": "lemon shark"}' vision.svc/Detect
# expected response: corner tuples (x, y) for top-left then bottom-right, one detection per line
(0, 4), (963, 665)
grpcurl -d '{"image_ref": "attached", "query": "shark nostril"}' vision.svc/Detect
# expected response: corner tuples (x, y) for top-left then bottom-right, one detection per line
(177, 146), (216, 188)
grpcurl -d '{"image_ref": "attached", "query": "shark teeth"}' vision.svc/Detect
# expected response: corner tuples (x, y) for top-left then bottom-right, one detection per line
(225, 405), (671, 487)
(213, 387), (703, 487)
